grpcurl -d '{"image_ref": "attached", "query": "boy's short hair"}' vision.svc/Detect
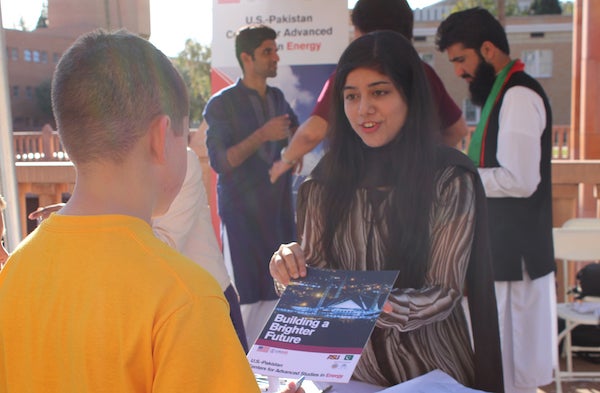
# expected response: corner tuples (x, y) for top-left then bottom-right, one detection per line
(52, 30), (189, 165)
(234, 24), (277, 69)
(436, 7), (510, 55)
(351, 0), (414, 41)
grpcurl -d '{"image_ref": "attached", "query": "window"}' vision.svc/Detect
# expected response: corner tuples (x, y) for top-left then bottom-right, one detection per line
(53, 52), (60, 63)
(24, 49), (32, 62)
(463, 99), (481, 126)
(25, 86), (32, 99)
(40, 51), (48, 64)
(12, 86), (19, 97)
(522, 49), (553, 78)
(33, 50), (40, 63)
(8, 47), (18, 61)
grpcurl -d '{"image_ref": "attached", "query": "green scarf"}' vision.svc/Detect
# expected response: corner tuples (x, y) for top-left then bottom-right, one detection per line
(468, 59), (525, 167)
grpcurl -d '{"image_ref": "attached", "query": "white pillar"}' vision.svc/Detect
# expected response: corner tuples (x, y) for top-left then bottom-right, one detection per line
(0, 2), (23, 251)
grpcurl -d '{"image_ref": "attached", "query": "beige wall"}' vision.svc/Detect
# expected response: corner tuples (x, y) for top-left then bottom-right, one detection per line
(48, 0), (150, 38)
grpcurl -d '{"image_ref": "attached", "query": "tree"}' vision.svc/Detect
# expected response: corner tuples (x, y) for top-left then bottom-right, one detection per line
(35, 80), (54, 125)
(529, 0), (562, 15)
(36, 1), (49, 28)
(451, 0), (523, 16)
(18, 17), (29, 32)
(173, 40), (212, 127)
(561, 1), (574, 15)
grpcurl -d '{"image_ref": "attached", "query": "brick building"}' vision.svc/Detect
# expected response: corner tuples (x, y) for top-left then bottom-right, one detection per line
(4, 1), (573, 129)
(411, 9), (573, 126)
(4, 0), (150, 130)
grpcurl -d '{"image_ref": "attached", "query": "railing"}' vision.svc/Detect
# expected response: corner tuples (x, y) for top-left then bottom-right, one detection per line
(552, 125), (571, 160)
(7, 125), (600, 303)
(13, 125), (69, 162)
(14, 125), (573, 163)
(551, 160), (600, 301)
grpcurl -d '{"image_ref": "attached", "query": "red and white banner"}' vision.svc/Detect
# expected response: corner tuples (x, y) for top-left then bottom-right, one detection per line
(208, 0), (348, 239)
(211, 0), (348, 94)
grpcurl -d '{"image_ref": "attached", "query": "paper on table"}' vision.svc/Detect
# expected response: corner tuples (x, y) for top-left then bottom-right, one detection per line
(295, 370), (489, 393)
(375, 370), (490, 393)
(302, 370), (490, 393)
(309, 379), (382, 393)
(571, 301), (600, 318)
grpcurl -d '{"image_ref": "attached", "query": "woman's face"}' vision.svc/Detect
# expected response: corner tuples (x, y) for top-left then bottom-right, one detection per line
(343, 67), (408, 148)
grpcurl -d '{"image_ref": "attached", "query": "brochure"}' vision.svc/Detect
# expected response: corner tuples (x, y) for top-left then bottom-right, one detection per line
(248, 267), (399, 383)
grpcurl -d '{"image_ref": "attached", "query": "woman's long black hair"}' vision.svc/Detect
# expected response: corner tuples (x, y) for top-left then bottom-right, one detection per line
(317, 31), (439, 288)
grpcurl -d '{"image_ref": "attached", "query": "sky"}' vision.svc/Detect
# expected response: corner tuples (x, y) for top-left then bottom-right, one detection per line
(0, 0), (441, 58)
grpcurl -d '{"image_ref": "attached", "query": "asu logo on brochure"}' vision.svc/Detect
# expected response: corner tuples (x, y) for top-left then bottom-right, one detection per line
(326, 354), (340, 360)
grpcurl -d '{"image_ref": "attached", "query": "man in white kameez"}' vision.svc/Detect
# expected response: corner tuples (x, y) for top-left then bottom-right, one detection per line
(436, 8), (557, 393)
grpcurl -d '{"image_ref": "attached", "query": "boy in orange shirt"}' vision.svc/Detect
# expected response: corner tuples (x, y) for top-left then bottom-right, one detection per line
(0, 30), (261, 392)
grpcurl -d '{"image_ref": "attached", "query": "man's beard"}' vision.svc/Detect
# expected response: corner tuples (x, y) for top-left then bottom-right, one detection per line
(469, 60), (497, 107)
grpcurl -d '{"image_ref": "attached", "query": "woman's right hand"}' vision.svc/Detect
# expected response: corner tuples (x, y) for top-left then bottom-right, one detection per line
(269, 242), (307, 286)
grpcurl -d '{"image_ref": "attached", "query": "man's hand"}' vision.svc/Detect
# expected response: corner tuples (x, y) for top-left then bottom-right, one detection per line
(224, 114), (292, 170)
(259, 114), (291, 142)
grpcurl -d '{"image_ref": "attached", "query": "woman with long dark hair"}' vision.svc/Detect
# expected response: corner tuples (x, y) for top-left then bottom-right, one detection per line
(269, 31), (503, 392)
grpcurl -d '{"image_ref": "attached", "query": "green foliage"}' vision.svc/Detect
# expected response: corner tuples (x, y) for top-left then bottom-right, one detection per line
(451, 0), (523, 16)
(529, 0), (562, 15)
(18, 17), (29, 32)
(35, 80), (53, 121)
(36, 16), (48, 29)
(173, 39), (212, 127)
(36, 1), (48, 28)
(561, 1), (573, 15)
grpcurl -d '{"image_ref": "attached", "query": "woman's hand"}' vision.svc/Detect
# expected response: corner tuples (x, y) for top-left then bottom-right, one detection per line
(28, 203), (65, 222)
(269, 159), (294, 184)
(269, 242), (307, 286)
(269, 156), (303, 184)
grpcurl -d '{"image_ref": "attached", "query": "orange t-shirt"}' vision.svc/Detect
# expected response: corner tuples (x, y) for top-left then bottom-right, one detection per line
(0, 214), (258, 392)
